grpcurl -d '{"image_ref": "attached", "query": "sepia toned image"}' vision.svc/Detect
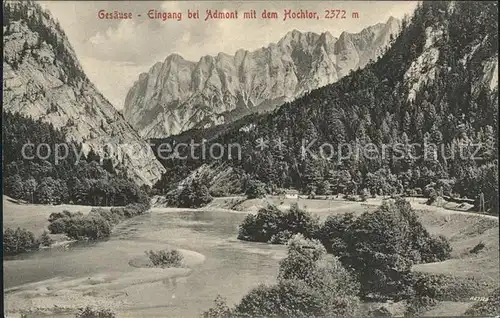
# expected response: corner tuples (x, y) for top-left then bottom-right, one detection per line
(2, 1), (498, 317)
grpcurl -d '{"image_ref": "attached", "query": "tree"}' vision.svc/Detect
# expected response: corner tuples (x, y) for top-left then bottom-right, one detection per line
(316, 180), (331, 195)
(203, 295), (233, 318)
(234, 235), (359, 317)
(244, 179), (267, 199)
(23, 177), (38, 203)
(3, 227), (38, 255)
(4, 174), (24, 199)
(280, 203), (320, 239)
(316, 212), (356, 254)
(337, 199), (452, 299)
(237, 204), (284, 242)
(34, 177), (59, 204)
(177, 178), (213, 208)
(39, 231), (53, 247)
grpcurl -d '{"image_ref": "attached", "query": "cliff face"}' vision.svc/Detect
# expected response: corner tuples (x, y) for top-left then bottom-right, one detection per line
(124, 17), (401, 138)
(3, 2), (165, 186)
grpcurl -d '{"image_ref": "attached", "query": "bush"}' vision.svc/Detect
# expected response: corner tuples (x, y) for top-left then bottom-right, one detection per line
(203, 295), (233, 318)
(269, 230), (293, 244)
(39, 231), (53, 247)
(48, 218), (68, 234)
(316, 180), (331, 195)
(281, 203), (320, 239)
(470, 241), (486, 254)
(278, 235), (327, 282)
(329, 198), (452, 299)
(244, 180), (267, 199)
(405, 273), (449, 315)
(316, 212), (356, 254)
(237, 204), (284, 242)
(3, 227), (38, 255)
(90, 208), (123, 226)
(237, 204), (319, 243)
(48, 210), (74, 223)
(76, 305), (116, 318)
(48, 204), (149, 241)
(234, 280), (330, 317)
(145, 249), (183, 268)
(48, 211), (83, 234)
(223, 280), (347, 318)
(65, 215), (112, 241)
(177, 179), (213, 208)
(235, 234), (359, 317)
(421, 234), (452, 262)
(405, 295), (437, 316)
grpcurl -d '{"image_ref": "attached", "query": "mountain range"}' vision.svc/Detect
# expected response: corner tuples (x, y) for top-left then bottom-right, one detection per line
(124, 17), (401, 138)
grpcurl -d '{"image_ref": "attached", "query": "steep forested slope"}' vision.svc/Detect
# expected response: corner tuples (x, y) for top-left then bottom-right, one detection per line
(3, 111), (149, 206)
(2, 0), (165, 186)
(152, 1), (498, 213)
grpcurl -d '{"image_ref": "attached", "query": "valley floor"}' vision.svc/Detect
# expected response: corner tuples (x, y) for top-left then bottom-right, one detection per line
(3, 195), (499, 317)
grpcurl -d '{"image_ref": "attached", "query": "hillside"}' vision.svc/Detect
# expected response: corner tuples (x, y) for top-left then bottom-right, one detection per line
(124, 17), (400, 138)
(2, 111), (150, 207)
(152, 1), (498, 214)
(2, 0), (165, 186)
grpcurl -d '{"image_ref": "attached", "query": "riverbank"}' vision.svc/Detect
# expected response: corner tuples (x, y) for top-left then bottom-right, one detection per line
(3, 195), (498, 317)
(4, 243), (206, 317)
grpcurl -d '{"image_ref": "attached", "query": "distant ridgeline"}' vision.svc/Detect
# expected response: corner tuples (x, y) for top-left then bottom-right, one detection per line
(2, 111), (149, 206)
(151, 2), (498, 214)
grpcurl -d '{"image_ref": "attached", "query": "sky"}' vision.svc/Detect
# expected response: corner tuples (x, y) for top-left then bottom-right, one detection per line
(40, 1), (419, 110)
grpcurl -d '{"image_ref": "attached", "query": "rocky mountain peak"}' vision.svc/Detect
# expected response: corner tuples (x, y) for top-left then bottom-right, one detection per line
(3, 1), (165, 186)
(124, 18), (401, 138)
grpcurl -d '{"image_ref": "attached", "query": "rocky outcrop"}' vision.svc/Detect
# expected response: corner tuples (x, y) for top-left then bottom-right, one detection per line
(3, 3), (165, 186)
(124, 17), (401, 138)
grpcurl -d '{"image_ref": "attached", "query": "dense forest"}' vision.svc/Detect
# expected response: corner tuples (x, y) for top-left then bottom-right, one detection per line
(2, 111), (149, 206)
(152, 1), (498, 214)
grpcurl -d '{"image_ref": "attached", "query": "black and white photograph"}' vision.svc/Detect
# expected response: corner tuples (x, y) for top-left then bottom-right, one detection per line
(2, 1), (499, 317)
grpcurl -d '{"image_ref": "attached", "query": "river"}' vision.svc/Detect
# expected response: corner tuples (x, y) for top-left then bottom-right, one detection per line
(4, 209), (287, 317)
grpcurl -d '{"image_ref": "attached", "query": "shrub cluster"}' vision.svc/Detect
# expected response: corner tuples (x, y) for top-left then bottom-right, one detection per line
(315, 198), (452, 299)
(244, 180), (267, 199)
(145, 249), (183, 268)
(204, 234), (360, 317)
(237, 204), (319, 243)
(47, 203), (150, 241)
(3, 227), (39, 255)
(48, 210), (84, 234)
(3, 228), (57, 255)
(39, 231), (54, 247)
(238, 198), (453, 301)
(75, 305), (116, 318)
(175, 179), (213, 208)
